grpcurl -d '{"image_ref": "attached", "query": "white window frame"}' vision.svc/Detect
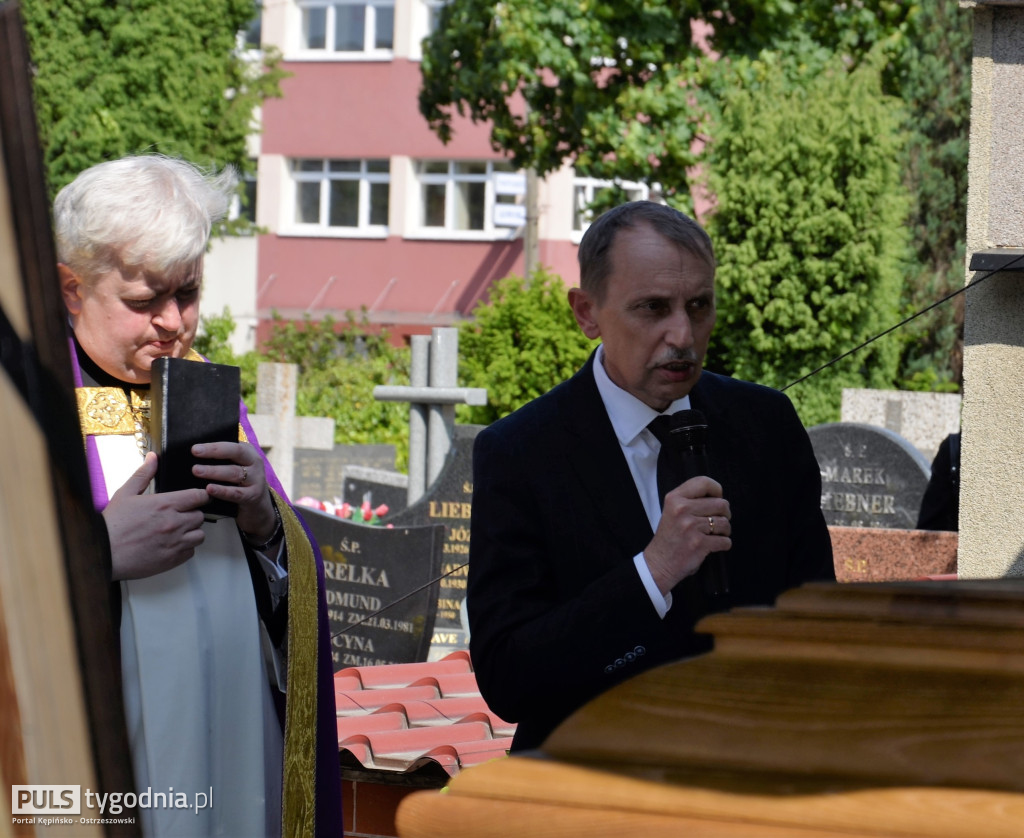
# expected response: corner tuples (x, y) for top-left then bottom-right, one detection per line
(229, 168), (259, 227)
(295, 0), (395, 59)
(285, 158), (390, 238)
(424, 0), (447, 35)
(572, 175), (651, 241)
(409, 160), (519, 241)
(409, 0), (448, 60)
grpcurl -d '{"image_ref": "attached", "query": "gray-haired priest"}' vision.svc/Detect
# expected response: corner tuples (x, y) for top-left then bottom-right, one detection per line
(57, 155), (343, 837)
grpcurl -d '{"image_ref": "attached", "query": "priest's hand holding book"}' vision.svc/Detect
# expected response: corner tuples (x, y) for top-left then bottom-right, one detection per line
(192, 440), (282, 552)
(104, 441), (279, 580)
(104, 451), (207, 580)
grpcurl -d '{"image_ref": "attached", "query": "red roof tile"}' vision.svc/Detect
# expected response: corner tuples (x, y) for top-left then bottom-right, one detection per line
(335, 651), (515, 777)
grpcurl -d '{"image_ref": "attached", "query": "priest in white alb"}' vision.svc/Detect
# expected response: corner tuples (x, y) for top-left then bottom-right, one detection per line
(54, 155), (343, 837)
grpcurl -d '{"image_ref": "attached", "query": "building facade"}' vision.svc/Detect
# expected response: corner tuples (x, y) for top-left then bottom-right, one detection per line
(204, 0), (649, 351)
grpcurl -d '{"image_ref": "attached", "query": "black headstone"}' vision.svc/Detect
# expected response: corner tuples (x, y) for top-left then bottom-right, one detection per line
(808, 422), (931, 529)
(293, 444), (397, 502)
(342, 465), (409, 516)
(387, 424), (481, 658)
(297, 506), (445, 669)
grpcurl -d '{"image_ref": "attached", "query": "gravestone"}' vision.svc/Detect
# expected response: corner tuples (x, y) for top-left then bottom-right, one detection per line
(298, 506), (445, 669)
(292, 443), (398, 501)
(386, 424), (482, 659)
(808, 422), (932, 529)
(341, 464), (409, 513)
(248, 362), (334, 497)
(840, 388), (961, 462)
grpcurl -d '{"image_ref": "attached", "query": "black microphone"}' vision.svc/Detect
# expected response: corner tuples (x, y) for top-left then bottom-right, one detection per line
(669, 409), (730, 596)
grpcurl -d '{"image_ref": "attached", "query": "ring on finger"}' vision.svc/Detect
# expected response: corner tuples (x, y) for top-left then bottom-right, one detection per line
(708, 516), (715, 534)
(241, 466), (248, 484)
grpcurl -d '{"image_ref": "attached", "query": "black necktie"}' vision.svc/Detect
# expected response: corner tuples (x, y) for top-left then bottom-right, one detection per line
(647, 414), (682, 509)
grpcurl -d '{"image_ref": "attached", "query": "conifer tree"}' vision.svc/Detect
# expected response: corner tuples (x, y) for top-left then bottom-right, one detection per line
(703, 53), (911, 425)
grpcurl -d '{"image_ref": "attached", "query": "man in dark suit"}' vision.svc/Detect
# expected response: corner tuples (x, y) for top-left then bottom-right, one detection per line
(467, 201), (835, 751)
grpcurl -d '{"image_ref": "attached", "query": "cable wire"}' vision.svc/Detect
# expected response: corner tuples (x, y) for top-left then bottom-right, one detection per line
(331, 560), (468, 639)
(782, 253), (1024, 392)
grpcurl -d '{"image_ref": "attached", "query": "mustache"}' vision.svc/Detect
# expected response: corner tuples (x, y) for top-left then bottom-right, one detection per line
(652, 349), (700, 367)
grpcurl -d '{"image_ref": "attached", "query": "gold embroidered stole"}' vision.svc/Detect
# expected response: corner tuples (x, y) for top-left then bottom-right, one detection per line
(74, 349), (206, 439)
(279, 491), (321, 837)
(76, 387), (149, 437)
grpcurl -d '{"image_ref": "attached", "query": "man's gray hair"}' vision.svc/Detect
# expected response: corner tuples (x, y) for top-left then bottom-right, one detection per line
(577, 201), (716, 302)
(54, 154), (237, 280)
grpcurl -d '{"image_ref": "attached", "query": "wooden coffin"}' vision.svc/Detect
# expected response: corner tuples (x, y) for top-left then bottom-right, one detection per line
(396, 580), (1024, 838)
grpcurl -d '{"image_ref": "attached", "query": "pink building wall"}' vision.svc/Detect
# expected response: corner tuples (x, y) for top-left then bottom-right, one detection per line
(263, 60), (496, 158)
(257, 58), (581, 342)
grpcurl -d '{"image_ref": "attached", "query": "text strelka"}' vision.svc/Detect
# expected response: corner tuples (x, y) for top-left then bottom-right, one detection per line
(322, 561), (390, 587)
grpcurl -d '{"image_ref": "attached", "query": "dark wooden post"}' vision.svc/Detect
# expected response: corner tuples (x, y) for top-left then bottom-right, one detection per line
(0, 3), (139, 834)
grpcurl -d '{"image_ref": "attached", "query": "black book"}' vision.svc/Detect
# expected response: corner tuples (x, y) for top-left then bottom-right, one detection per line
(151, 356), (241, 520)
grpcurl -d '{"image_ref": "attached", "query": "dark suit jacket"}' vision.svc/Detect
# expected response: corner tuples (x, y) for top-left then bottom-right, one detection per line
(467, 353), (835, 750)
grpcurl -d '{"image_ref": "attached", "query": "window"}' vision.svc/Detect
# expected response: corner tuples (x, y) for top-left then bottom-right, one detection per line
(573, 176), (650, 236)
(424, 0), (446, 37)
(290, 159), (390, 234)
(224, 163), (258, 228)
(415, 160), (519, 236)
(240, 4), (263, 50)
(237, 171), (259, 225)
(299, 0), (394, 54)
(409, 0), (448, 60)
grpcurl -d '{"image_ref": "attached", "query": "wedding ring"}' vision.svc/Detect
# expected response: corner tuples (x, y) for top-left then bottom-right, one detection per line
(708, 516), (715, 534)
(241, 466), (248, 484)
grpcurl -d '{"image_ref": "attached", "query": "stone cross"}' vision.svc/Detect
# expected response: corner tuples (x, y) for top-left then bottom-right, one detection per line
(248, 362), (335, 498)
(373, 327), (487, 505)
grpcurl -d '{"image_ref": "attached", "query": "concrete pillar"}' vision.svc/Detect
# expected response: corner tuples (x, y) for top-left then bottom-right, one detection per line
(958, 0), (1024, 576)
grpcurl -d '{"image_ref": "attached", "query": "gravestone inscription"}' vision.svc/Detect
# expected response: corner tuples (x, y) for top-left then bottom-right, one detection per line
(386, 424), (481, 658)
(808, 422), (931, 529)
(297, 506), (444, 669)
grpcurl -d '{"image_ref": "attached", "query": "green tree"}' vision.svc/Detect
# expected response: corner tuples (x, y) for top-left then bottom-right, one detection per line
(703, 51), (911, 426)
(744, 3), (971, 394)
(192, 307), (263, 400)
(195, 310), (413, 469)
(260, 313), (413, 470)
(421, 0), (704, 206)
(420, 0), (913, 198)
(457, 269), (597, 424)
(21, 0), (284, 217)
(193, 308), (240, 366)
(889, 0), (972, 392)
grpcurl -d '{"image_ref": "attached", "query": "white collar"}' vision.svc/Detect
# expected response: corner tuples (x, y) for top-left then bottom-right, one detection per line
(592, 344), (691, 446)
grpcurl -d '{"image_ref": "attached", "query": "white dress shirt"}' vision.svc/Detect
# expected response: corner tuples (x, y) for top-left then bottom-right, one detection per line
(591, 344), (692, 618)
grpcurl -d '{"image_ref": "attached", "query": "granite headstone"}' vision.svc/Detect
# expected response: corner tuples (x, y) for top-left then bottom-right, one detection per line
(293, 443), (397, 502)
(342, 465), (409, 515)
(386, 424), (482, 659)
(808, 422), (931, 529)
(297, 506), (445, 669)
